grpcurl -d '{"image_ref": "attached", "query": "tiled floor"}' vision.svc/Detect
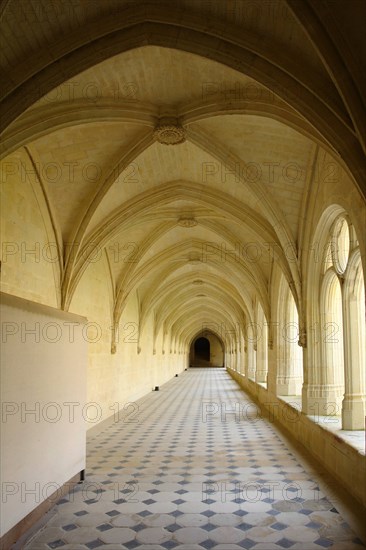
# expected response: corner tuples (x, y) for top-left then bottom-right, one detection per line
(25, 369), (365, 550)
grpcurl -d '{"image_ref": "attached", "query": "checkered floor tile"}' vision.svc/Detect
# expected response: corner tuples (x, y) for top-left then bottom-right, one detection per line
(25, 369), (365, 549)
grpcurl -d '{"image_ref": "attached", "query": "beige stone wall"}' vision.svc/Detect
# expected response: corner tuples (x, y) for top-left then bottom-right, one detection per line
(68, 257), (185, 429)
(68, 256), (115, 427)
(0, 150), (61, 308)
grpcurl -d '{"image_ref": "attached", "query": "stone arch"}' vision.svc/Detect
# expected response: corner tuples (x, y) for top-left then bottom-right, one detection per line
(319, 269), (345, 416)
(304, 205), (365, 427)
(342, 248), (366, 428)
(303, 204), (347, 416)
(189, 330), (225, 368)
(277, 276), (303, 397)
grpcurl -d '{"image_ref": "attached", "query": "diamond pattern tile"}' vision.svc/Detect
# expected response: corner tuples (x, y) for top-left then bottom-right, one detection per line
(24, 369), (365, 549)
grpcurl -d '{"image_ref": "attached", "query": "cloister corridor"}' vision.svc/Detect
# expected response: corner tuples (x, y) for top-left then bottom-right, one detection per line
(1, 1), (366, 548)
(20, 369), (365, 550)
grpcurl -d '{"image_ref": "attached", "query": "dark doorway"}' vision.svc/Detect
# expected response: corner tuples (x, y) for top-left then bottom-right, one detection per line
(189, 332), (224, 367)
(194, 337), (210, 361)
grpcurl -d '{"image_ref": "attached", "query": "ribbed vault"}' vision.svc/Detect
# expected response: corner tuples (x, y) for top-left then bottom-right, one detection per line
(1, 0), (365, 360)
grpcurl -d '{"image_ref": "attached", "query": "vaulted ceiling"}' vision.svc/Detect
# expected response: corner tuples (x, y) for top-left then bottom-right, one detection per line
(1, 0), (365, 348)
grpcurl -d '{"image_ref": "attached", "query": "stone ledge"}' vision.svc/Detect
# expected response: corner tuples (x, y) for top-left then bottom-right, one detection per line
(227, 367), (366, 508)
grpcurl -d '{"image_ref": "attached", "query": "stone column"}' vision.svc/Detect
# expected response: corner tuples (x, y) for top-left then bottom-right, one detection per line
(342, 293), (366, 429)
(267, 333), (278, 397)
(247, 341), (256, 380)
(255, 324), (268, 383)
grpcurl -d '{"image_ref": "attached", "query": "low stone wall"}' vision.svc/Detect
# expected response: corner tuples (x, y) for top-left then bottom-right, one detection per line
(227, 367), (366, 508)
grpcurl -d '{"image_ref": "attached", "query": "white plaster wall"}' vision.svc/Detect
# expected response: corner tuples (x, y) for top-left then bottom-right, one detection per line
(0, 293), (88, 536)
